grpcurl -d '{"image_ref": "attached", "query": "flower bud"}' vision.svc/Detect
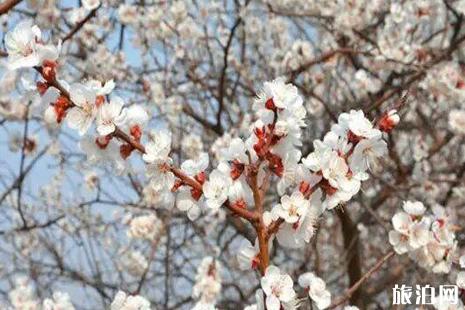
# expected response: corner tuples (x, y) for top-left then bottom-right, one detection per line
(379, 110), (400, 132)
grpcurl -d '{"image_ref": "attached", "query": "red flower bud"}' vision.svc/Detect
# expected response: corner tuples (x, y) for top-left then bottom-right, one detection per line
(265, 98), (276, 111)
(378, 110), (400, 133)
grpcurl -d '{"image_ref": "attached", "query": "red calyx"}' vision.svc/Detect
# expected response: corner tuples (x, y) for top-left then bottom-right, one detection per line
(190, 171), (206, 200)
(95, 135), (112, 149)
(142, 79), (151, 93)
(292, 221), (300, 230)
(270, 133), (282, 146)
(120, 143), (135, 159)
(378, 113), (398, 133)
(320, 179), (338, 196)
(232, 199), (247, 210)
(437, 218), (445, 228)
(253, 142), (266, 158)
(299, 181), (311, 195)
(54, 96), (70, 123)
(36, 81), (49, 95)
(347, 130), (361, 144)
(251, 255), (260, 269)
(95, 95), (105, 108)
(253, 126), (276, 158)
(194, 171), (206, 185)
(24, 138), (36, 154)
(265, 152), (284, 177)
(456, 80), (465, 90)
(130, 125), (142, 141)
(230, 160), (245, 180)
(190, 188), (203, 201)
(42, 60), (57, 83)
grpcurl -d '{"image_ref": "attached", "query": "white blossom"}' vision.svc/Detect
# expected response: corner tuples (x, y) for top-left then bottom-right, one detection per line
(5, 21), (59, 70)
(460, 255), (465, 269)
(143, 130), (175, 189)
(457, 271), (465, 289)
(274, 191), (309, 224)
(67, 83), (98, 135)
(449, 110), (465, 135)
(349, 138), (387, 173)
(260, 265), (296, 310)
(203, 169), (232, 210)
(192, 257), (222, 306)
(298, 272), (331, 309)
(110, 291), (151, 310)
(43, 292), (75, 310)
(96, 96), (126, 136)
(127, 214), (163, 241)
(82, 0), (100, 11)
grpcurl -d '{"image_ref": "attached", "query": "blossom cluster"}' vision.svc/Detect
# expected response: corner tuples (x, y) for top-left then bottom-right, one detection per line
(110, 291), (151, 310)
(245, 265), (360, 310)
(238, 102), (397, 256)
(7, 9), (461, 310)
(8, 276), (75, 310)
(5, 21), (151, 171)
(389, 201), (457, 273)
(191, 257), (222, 309)
(126, 214), (164, 241)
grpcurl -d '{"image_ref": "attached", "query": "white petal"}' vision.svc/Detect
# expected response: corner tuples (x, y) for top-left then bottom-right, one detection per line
(266, 295), (281, 310)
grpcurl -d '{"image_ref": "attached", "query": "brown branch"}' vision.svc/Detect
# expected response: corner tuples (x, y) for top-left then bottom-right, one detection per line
(224, 201), (258, 223)
(365, 264), (404, 298)
(0, 215), (65, 235)
(62, 5), (100, 43)
(337, 209), (363, 308)
(0, 0), (22, 15)
(364, 33), (465, 113)
(182, 105), (222, 135)
(248, 161), (269, 275)
(0, 146), (49, 206)
(328, 250), (395, 309)
(16, 103), (31, 228)
(288, 49), (372, 81)
(133, 227), (164, 294)
(266, 218), (284, 239)
(113, 127), (145, 153)
(216, 14), (243, 130)
(35, 67), (260, 225)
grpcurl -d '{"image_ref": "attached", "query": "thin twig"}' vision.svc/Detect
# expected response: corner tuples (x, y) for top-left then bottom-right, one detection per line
(328, 250), (395, 309)
(62, 5), (100, 43)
